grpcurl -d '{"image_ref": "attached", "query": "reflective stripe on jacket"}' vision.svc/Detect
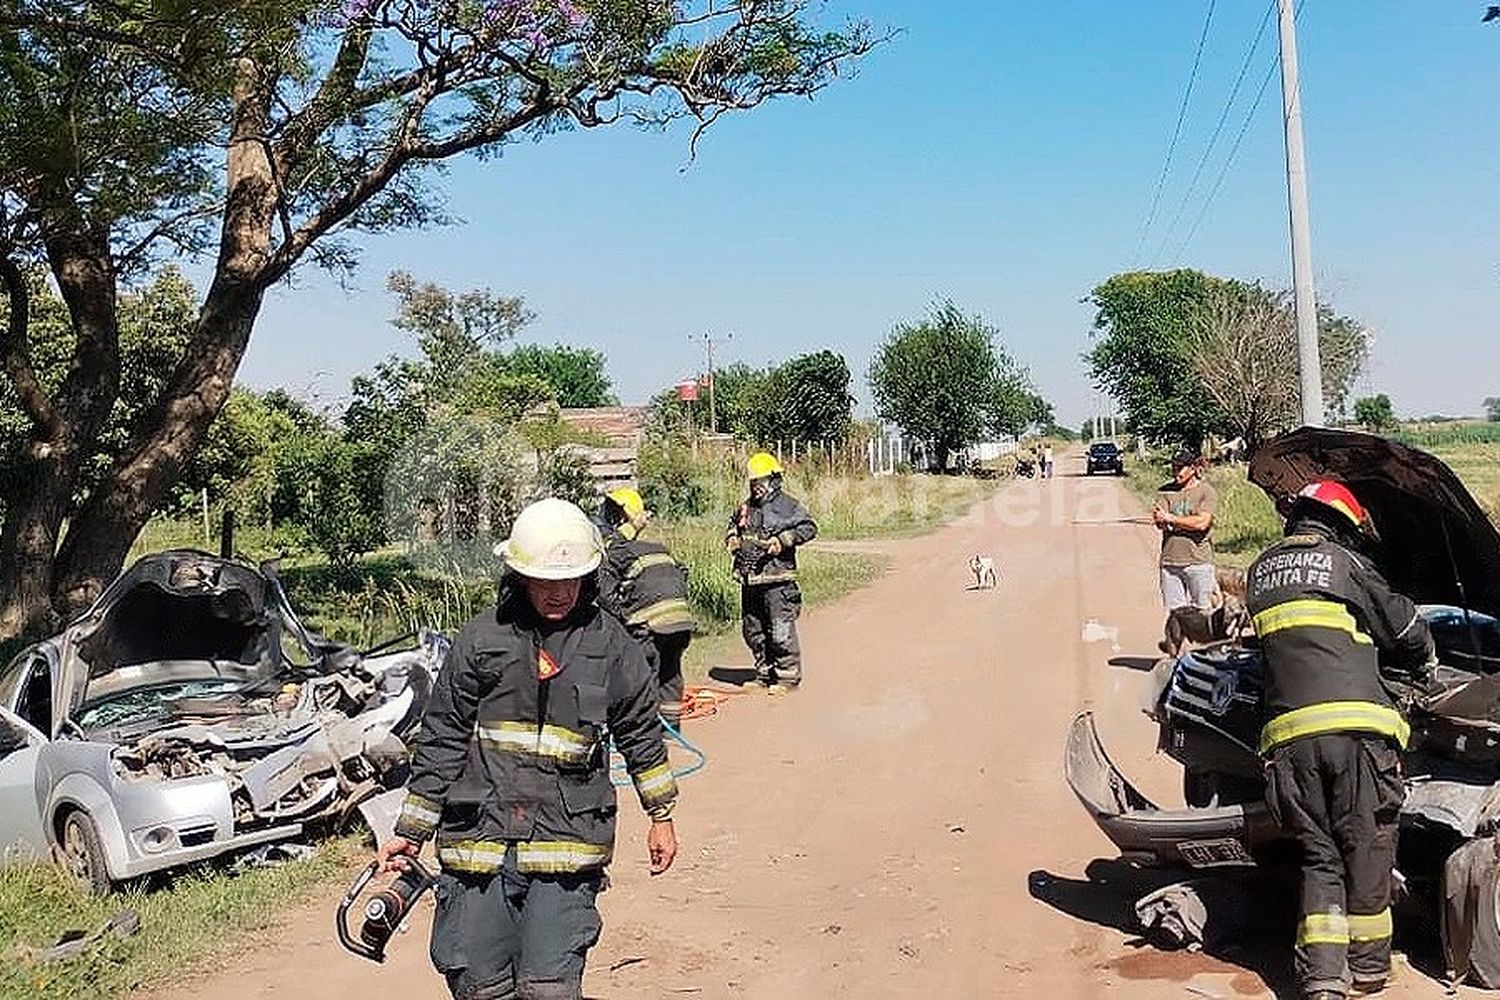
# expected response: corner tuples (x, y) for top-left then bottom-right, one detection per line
(597, 531), (696, 636)
(1247, 525), (1434, 754)
(392, 583), (678, 875)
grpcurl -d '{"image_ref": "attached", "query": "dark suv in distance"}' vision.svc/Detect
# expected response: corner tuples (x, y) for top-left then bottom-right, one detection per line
(1085, 441), (1124, 475)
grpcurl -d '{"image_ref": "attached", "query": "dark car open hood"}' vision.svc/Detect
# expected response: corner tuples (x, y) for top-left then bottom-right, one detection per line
(1248, 428), (1500, 620)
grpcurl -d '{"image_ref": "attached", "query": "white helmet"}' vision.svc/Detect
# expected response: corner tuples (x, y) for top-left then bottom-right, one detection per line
(494, 498), (604, 580)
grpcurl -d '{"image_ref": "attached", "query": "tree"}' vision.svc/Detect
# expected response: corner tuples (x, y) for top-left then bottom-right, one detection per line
(0, 2), (882, 641)
(1485, 397), (1500, 422)
(739, 350), (854, 444)
(868, 301), (1044, 472)
(1184, 284), (1368, 448)
(1088, 270), (1369, 449)
(1354, 394), (1397, 432)
(504, 344), (614, 409)
(1085, 270), (1229, 449)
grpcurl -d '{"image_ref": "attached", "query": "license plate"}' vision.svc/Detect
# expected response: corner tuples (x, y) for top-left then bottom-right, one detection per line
(1176, 837), (1254, 868)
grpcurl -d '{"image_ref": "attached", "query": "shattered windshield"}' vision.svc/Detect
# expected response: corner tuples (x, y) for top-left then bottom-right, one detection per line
(77, 679), (248, 731)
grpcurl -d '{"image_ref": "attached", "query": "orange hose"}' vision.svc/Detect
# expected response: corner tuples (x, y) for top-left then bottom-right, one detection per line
(678, 684), (750, 720)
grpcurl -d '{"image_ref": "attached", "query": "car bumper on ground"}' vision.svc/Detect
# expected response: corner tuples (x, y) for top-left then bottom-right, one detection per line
(1064, 711), (1284, 869)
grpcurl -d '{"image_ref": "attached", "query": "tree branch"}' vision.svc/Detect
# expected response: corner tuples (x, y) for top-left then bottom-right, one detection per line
(0, 256), (62, 439)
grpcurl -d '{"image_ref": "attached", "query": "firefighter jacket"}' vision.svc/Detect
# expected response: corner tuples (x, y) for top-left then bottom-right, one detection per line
(1247, 520), (1435, 755)
(724, 487), (818, 586)
(597, 526), (695, 637)
(392, 582), (678, 876)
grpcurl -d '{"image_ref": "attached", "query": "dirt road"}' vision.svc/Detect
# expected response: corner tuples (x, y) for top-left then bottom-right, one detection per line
(154, 466), (1466, 999)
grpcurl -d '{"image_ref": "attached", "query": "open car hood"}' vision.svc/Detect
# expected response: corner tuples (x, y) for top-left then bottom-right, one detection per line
(58, 550), (284, 722)
(1249, 428), (1500, 620)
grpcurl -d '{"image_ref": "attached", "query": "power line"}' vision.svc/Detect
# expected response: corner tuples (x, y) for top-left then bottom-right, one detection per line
(1151, 1), (1276, 265)
(1133, 0), (1218, 266)
(1174, 0), (1308, 260)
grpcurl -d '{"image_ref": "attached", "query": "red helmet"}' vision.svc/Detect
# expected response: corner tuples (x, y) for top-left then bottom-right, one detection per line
(1294, 480), (1370, 530)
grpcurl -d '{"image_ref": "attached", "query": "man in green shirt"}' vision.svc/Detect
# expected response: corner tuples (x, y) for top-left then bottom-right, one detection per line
(1154, 450), (1219, 654)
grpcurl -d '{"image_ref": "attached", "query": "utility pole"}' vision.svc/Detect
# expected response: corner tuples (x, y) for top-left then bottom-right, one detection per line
(1277, 0), (1325, 427)
(689, 331), (731, 434)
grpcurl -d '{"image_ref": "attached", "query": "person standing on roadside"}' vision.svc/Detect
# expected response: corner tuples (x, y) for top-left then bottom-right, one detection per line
(726, 452), (818, 694)
(1154, 450), (1218, 654)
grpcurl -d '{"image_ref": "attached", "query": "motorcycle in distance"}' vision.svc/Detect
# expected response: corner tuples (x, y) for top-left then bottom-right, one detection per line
(1065, 427), (1500, 988)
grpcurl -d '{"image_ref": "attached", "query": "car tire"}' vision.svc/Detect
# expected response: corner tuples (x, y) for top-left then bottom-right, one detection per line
(57, 809), (111, 894)
(1445, 836), (1500, 988)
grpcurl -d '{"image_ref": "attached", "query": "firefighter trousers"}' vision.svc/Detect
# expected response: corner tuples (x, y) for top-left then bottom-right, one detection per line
(651, 630), (690, 725)
(1266, 732), (1405, 996)
(429, 846), (604, 1000)
(741, 581), (803, 687)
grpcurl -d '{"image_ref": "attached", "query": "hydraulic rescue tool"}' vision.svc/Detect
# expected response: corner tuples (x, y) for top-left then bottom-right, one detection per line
(336, 857), (435, 963)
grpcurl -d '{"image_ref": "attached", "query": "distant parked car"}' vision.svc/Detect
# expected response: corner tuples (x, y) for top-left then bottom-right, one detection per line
(1085, 441), (1124, 475)
(0, 550), (446, 890)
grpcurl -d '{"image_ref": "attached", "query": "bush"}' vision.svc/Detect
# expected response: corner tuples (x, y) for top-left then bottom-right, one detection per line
(637, 436), (712, 518)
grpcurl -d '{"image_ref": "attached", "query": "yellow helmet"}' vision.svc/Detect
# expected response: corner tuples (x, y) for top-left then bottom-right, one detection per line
(747, 452), (783, 480)
(605, 487), (646, 521)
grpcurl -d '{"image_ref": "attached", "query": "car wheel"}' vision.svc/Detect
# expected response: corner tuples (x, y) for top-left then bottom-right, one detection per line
(58, 810), (111, 894)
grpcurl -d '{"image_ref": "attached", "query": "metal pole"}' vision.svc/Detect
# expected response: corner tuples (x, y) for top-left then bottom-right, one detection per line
(1278, 0), (1325, 427)
(705, 333), (717, 435)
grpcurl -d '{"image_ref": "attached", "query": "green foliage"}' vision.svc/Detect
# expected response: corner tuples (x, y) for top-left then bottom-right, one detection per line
(1353, 393), (1397, 432)
(747, 350), (855, 444)
(1485, 398), (1500, 422)
(867, 300), (1044, 470)
(0, 266), (199, 508)
(1087, 269), (1370, 448)
(1391, 422), (1500, 448)
(637, 436), (712, 518)
(1085, 270), (1229, 449)
(504, 344), (615, 408)
(648, 352), (854, 445)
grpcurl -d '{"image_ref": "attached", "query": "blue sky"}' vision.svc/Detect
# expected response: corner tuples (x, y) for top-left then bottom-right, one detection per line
(242, 1), (1500, 428)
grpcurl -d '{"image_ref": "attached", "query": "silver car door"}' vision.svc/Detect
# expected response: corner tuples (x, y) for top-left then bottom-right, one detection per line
(0, 705), (49, 860)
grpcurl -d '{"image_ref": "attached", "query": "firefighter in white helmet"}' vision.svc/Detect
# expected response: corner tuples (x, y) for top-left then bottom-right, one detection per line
(378, 497), (678, 1000)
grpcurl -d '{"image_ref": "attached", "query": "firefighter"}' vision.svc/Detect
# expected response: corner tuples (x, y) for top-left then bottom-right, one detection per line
(725, 452), (818, 693)
(595, 487), (696, 727)
(376, 497), (678, 1000)
(1247, 480), (1436, 999)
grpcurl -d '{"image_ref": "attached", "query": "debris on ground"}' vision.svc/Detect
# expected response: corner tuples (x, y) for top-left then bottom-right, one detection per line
(229, 842), (317, 874)
(30, 909), (141, 963)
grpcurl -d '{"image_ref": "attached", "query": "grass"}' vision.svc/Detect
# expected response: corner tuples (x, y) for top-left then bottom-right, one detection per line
(0, 839), (359, 1000)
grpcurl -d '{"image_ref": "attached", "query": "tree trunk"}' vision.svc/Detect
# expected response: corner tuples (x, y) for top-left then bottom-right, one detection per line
(51, 282), (265, 616)
(0, 447), (78, 641)
(50, 56), (278, 619)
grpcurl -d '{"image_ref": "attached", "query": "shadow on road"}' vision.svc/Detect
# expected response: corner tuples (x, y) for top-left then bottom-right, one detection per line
(1028, 859), (1300, 998)
(1108, 655), (1161, 673)
(707, 666), (760, 687)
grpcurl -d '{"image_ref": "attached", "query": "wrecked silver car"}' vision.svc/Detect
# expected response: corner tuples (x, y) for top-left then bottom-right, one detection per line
(1067, 428), (1500, 985)
(0, 550), (445, 890)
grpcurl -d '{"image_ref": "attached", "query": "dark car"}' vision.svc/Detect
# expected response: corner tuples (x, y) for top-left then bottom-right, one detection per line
(1066, 428), (1500, 986)
(1085, 441), (1124, 475)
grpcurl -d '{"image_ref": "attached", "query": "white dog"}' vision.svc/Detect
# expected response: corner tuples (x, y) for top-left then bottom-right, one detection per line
(969, 554), (998, 589)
